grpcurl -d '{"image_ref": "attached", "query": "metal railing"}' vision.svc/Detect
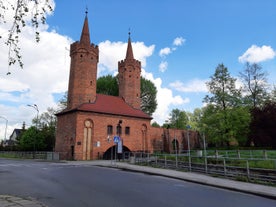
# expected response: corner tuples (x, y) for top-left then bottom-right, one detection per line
(0, 151), (59, 161)
(123, 151), (276, 185)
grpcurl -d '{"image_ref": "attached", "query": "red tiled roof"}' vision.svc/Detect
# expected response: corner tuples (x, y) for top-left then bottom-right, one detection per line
(76, 94), (152, 119)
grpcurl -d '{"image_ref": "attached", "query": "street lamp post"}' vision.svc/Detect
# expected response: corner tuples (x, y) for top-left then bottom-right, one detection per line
(174, 128), (178, 168)
(116, 120), (122, 161)
(0, 116), (8, 141)
(203, 132), (208, 173)
(27, 104), (39, 156)
(187, 125), (191, 171)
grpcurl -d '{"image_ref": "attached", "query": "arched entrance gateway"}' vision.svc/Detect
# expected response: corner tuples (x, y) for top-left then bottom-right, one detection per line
(103, 146), (131, 160)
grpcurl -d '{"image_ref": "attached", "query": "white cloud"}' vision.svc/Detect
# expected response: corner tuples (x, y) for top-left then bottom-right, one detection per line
(238, 45), (276, 63)
(142, 70), (189, 125)
(0, 4), (72, 139)
(98, 40), (155, 75)
(173, 37), (186, 46)
(159, 47), (171, 57)
(159, 61), (168, 73)
(0, 3), (187, 138)
(158, 36), (186, 73)
(170, 79), (208, 93)
(0, 77), (29, 92)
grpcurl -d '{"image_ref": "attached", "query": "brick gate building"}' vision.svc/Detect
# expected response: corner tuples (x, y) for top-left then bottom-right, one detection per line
(55, 14), (200, 160)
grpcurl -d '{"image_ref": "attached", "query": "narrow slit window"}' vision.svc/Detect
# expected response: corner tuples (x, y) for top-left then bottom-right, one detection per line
(125, 126), (130, 135)
(107, 125), (113, 135)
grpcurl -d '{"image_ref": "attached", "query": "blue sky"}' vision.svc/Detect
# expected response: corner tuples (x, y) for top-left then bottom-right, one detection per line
(0, 0), (275, 140)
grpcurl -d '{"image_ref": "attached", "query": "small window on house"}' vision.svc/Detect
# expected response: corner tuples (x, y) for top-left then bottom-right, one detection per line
(107, 125), (113, 135)
(125, 126), (130, 135)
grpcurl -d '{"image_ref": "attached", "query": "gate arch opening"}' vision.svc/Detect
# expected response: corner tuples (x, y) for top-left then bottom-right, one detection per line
(103, 145), (131, 160)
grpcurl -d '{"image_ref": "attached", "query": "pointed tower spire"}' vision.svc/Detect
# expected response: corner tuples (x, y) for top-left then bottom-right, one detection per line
(118, 31), (141, 109)
(125, 31), (134, 60)
(80, 10), (91, 45)
(67, 12), (99, 109)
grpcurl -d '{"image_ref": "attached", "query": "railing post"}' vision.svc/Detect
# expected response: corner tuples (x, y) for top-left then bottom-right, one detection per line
(246, 160), (250, 180)
(223, 158), (226, 176)
(205, 156), (208, 173)
(237, 150), (240, 159)
(165, 155), (167, 168)
(263, 150), (267, 159)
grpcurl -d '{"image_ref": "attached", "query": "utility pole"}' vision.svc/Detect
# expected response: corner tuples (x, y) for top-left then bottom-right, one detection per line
(27, 104), (39, 157)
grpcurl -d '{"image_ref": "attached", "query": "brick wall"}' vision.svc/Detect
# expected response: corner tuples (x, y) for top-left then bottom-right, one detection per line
(56, 110), (200, 160)
(67, 42), (99, 109)
(55, 112), (77, 160)
(150, 127), (201, 153)
(56, 110), (152, 160)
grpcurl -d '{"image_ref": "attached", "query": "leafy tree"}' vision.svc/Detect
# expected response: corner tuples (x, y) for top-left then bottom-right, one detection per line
(96, 75), (157, 116)
(18, 107), (56, 151)
(162, 122), (170, 129)
(140, 77), (158, 116)
(38, 107), (56, 129)
(204, 64), (241, 109)
(97, 75), (119, 96)
(151, 121), (160, 127)
(239, 62), (269, 107)
(18, 126), (45, 151)
(249, 102), (276, 148)
(168, 108), (188, 129)
(200, 105), (251, 147)
(200, 105), (225, 146)
(203, 64), (244, 146)
(40, 124), (55, 151)
(268, 85), (276, 103)
(189, 108), (204, 131)
(227, 106), (251, 146)
(0, 0), (53, 71)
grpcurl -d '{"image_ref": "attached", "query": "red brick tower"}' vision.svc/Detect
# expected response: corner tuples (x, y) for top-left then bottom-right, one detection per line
(118, 33), (141, 109)
(67, 13), (99, 109)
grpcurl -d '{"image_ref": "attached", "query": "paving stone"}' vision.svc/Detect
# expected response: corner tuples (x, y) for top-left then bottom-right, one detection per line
(0, 195), (47, 207)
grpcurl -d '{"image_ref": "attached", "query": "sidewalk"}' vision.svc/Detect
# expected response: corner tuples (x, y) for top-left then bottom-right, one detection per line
(1, 160), (275, 206)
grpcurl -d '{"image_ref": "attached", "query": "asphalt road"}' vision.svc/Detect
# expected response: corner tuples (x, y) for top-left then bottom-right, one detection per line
(0, 159), (276, 207)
